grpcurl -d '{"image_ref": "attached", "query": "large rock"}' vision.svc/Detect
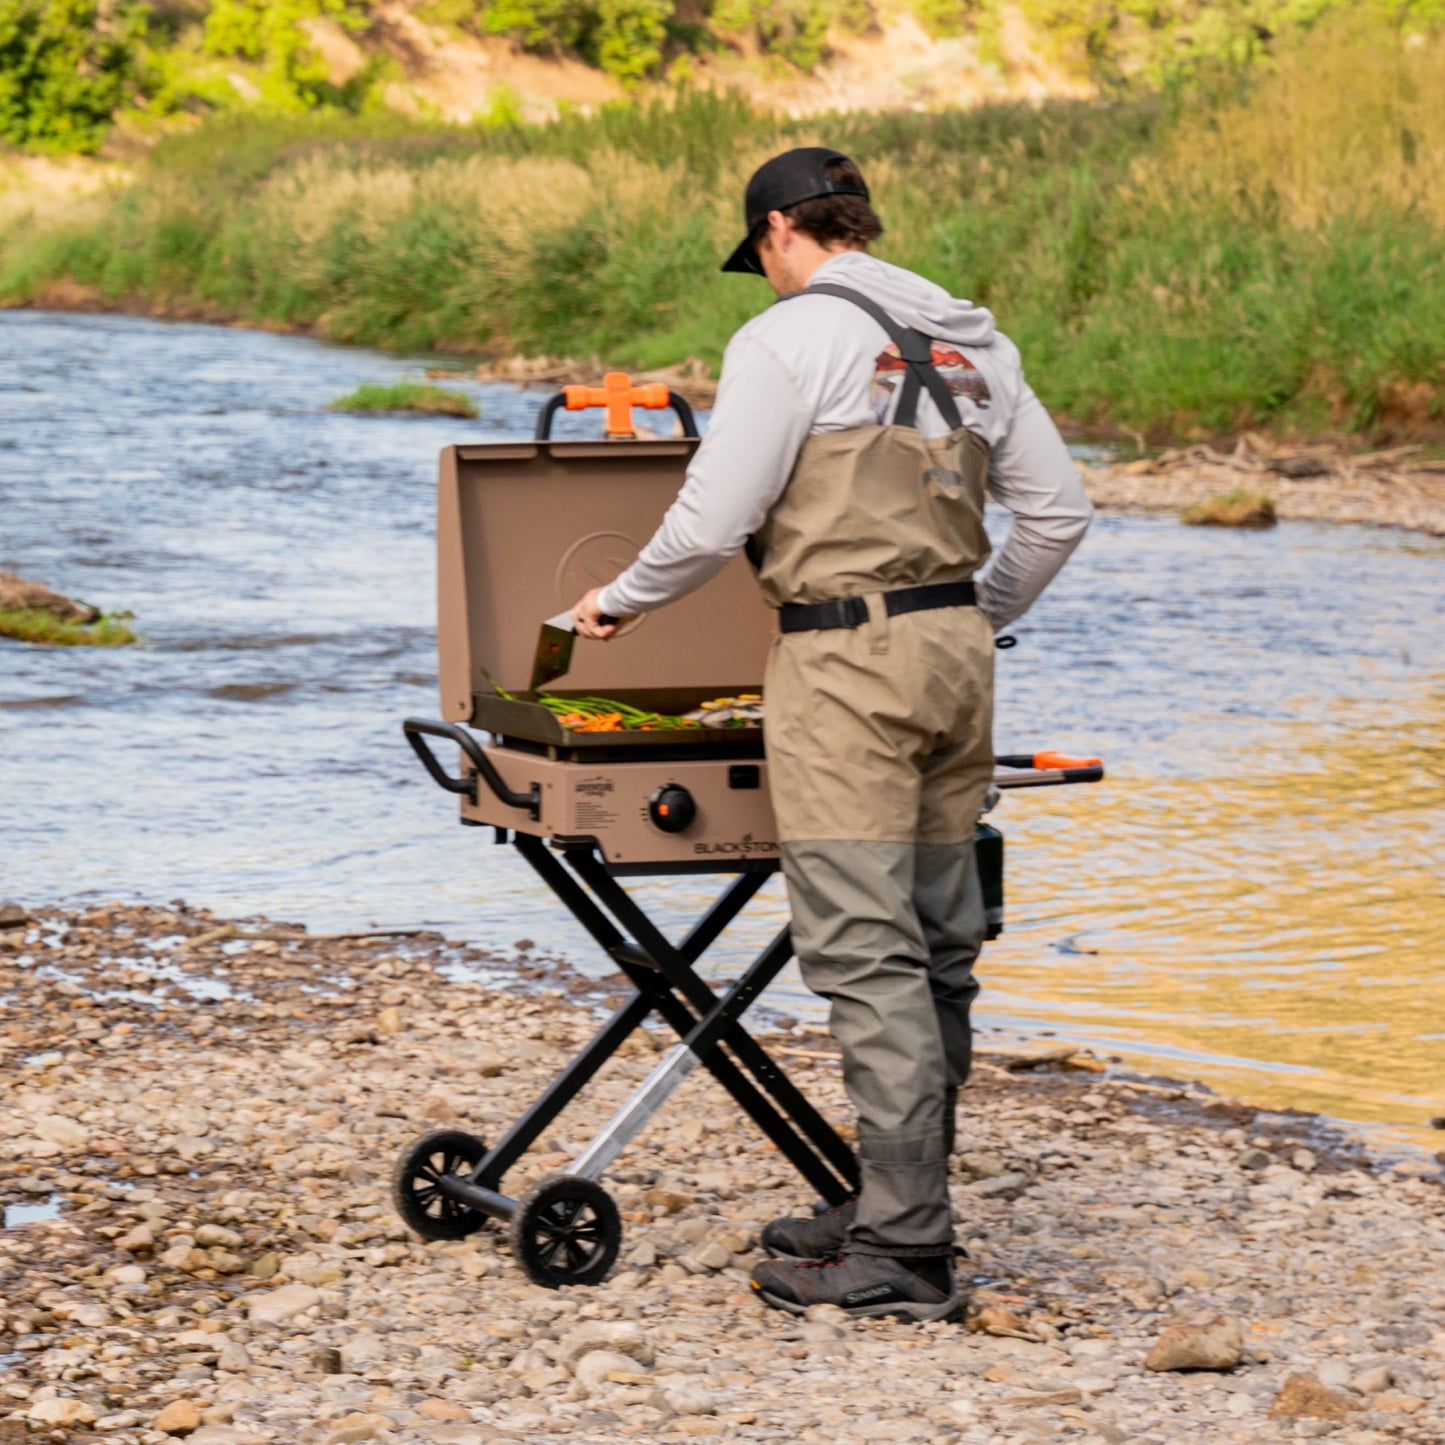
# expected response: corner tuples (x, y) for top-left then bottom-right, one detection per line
(324, 1412), (391, 1444)
(246, 1283), (320, 1325)
(28, 1397), (99, 1426)
(415, 1399), (469, 1421)
(569, 1349), (646, 1399)
(681, 1241), (732, 1271)
(0, 572), (99, 622)
(195, 1223), (243, 1249)
(1372, 1391), (1426, 1414)
(33, 1114), (88, 1149)
(154, 1399), (202, 1435)
(215, 1342), (252, 1372)
(1349, 1363), (1393, 1394)
(116, 1221), (157, 1253)
(556, 1319), (653, 1368)
(1267, 1374), (1361, 1421)
(1144, 1316), (1244, 1372)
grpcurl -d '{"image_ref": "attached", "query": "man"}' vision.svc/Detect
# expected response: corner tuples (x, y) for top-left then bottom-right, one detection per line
(572, 147), (1092, 1321)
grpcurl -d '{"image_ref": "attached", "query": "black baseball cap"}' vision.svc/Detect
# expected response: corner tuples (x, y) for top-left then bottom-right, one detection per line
(721, 147), (870, 276)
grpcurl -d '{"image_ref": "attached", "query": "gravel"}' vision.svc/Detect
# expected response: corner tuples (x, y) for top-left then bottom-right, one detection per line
(2, 902), (1443, 1445)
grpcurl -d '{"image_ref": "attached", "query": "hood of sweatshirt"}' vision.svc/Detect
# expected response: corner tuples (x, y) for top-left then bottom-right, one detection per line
(807, 250), (997, 348)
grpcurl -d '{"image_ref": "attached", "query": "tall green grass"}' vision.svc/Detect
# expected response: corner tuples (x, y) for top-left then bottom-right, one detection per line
(2, 16), (1442, 438)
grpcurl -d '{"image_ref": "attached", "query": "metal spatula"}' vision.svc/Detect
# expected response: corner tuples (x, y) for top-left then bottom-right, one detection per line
(529, 610), (616, 692)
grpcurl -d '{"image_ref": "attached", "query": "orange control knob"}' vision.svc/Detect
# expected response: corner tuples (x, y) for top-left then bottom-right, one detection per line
(648, 784), (696, 833)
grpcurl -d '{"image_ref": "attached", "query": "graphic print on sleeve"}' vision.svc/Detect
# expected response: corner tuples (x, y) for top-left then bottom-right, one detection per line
(871, 344), (992, 424)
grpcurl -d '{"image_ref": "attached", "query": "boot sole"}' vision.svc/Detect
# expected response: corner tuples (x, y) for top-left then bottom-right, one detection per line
(752, 1284), (966, 1324)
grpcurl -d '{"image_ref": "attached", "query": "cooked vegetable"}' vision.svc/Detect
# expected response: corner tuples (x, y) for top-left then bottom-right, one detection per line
(686, 695), (766, 728)
(488, 676), (766, 732)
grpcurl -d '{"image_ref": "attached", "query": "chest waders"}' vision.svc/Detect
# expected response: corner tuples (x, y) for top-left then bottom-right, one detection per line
(758, 283), (994, 1257)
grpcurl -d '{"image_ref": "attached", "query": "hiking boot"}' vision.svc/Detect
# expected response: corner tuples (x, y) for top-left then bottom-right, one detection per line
(760, 1195), (857, 1261)
(750, 1249), (965, 1322)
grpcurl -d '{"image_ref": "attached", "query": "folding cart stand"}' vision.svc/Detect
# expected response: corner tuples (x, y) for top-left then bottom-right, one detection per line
(390, 379), (1103, 1289)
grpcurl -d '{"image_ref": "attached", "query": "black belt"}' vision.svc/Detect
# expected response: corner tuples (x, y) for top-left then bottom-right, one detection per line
(778, 580), (976, 634)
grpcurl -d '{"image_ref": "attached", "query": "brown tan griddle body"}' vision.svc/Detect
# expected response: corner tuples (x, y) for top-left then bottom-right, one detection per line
(392, 388), (1104, 1289)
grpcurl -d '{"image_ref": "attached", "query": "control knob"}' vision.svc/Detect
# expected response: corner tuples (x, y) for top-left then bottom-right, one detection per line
(648, 784), (696, 833)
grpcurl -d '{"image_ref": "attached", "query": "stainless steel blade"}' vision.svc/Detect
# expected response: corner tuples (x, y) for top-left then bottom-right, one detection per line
(529, 611), (576, 692)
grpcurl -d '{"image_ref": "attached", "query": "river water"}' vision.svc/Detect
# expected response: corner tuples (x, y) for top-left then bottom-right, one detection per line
(3, 310), (1442, 1155)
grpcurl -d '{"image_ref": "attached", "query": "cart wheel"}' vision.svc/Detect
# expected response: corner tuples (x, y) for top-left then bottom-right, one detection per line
(392, 1128), (490, 1240)
(510, 1174), (622, 1289)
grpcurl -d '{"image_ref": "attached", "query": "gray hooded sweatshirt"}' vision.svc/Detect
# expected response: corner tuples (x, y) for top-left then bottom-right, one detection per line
(596, 250), (1092, 628)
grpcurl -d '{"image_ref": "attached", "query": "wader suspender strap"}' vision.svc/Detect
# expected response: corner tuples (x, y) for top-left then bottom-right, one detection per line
(783, 282), (964, 432)
(744, 281), (969, 571)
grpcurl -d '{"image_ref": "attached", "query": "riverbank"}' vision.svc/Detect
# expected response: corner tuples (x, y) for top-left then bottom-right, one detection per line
(1083, 439), (1445, 538)
(3, 15), (1443, 443)
(3, 902), (1443, 1444)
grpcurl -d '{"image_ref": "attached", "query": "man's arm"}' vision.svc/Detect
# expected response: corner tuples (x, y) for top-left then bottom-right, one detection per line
(591, 337), (811, 620)
(976, 376), (1094, 630)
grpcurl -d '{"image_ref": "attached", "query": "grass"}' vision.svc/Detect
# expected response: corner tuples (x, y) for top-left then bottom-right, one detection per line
(1, 14), (1442, 441)
(1182, 489), (1279, 528)
(329, 381), (479, 417)
(0, 608), (138, 646)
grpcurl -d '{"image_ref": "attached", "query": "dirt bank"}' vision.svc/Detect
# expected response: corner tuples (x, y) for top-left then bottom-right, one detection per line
(2, 903), (1443, 1444)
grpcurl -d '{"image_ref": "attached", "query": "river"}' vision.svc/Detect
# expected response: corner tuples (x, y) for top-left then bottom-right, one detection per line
(3, 310), (1442, 1156)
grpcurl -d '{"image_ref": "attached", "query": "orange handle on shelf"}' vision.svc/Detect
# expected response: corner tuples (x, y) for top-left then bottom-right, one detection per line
(1031, 750), (1103, 770)
(563, 372), (671, 437)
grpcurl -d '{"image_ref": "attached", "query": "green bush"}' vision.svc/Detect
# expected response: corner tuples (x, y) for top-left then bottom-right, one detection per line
(0, 0), (147, 151)
(710, 0), (837, 69)
(201, 0), (372, 110)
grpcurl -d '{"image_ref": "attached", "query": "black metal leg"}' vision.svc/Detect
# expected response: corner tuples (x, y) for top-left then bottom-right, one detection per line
(570, 851), (860, 1191)
(623, 951), (851, 1202)
(676, 869), (772, 963)
(515, 836), (855, 1202)
(471, 990), (654, 1191)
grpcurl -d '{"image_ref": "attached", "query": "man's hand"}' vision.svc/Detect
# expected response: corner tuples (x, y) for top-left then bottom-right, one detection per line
(572, 587), (631, 640)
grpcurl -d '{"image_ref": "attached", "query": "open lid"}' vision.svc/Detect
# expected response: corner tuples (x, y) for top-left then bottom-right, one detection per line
(437, 439), (775, 722)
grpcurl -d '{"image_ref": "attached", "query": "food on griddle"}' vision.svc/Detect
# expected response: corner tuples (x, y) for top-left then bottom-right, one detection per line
(491, 677), (765, 732)
(685, 695), (766, 728)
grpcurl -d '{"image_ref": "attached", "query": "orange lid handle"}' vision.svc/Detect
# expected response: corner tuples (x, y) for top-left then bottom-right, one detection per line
(563, 372), (672, 436)
(1033, 750), (1103, 769)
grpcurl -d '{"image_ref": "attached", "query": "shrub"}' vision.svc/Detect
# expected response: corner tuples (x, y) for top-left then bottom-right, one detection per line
(0, 0), (147, 152)
(201, 0), (372, 111)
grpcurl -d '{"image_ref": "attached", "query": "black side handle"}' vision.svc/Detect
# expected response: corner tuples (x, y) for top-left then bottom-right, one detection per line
(403, 718), (540, 819)
(534, 394), (567, 441)
(666, 391), (700, 438)
(995, 751), (1105, 787)
(534, 389), (700, 440)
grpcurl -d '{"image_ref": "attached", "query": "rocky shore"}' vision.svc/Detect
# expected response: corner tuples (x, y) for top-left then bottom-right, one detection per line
(2, 903), (1443, 1445)
(1082, 439), (1445, 537)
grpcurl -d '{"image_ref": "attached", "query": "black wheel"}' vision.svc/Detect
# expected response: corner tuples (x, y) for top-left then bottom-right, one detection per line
(392, 1128), (490, 1240)
(510, 1174), (621, 1289)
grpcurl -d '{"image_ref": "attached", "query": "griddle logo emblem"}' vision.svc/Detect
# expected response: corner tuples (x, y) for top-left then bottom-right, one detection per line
(693, 832), (778, 857)
(577, 777), (614, 798)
